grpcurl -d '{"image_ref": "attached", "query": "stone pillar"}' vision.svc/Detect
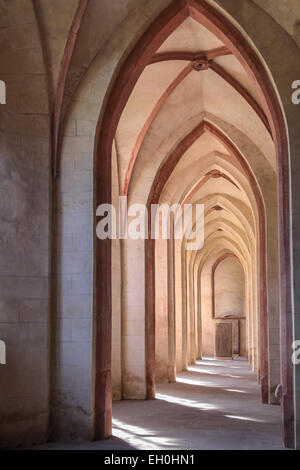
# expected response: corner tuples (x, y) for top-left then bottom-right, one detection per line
(122, 237), (146, 399)
(167, 230), (176, 382)
(181, 246), (188, 370)
(174, 239), (182, 371)
(196, 263), (203, 359)
(188, 253), (196, 364)
(155, 234), (168, 383)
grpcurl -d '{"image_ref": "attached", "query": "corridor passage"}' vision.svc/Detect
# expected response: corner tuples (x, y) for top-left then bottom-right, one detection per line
(112, 357), (283, 450)
(28, 357), (283, 450)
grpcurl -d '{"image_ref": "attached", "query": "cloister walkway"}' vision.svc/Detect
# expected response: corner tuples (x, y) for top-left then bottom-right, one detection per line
(112, 357), (283, 450)
(29, 357), (283, 450)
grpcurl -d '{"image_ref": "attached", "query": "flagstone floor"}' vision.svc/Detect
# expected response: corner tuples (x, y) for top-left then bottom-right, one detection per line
(26, 357), (283, 450)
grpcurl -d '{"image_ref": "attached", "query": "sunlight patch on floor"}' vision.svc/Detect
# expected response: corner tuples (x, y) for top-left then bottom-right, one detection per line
(112, 418), (180, 449)
(225, 414), (266, 423)
(156, 392), (217, 410)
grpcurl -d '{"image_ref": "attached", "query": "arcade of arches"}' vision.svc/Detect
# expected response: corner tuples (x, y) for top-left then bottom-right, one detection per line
(1, 0), (300, 450)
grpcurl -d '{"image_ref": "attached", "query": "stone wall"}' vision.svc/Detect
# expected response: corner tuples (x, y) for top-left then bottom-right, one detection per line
(50, 104), (94, 440)
(0, 0), (299, 449)
(0, 0), (51, 447)
(214, 257), (244, 318)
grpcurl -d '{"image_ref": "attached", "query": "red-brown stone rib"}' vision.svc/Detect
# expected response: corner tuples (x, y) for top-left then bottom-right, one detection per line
(149, 45), (231, 64)
(122, 64), (192, 196)
(52, 0), (89, 177)
(124, 56), (271, 196)
(210, 60), (272, 136)
(183, 170), (240, 205)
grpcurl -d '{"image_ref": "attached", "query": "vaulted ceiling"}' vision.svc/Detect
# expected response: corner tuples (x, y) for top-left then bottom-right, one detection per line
(113, 15), (276, 273)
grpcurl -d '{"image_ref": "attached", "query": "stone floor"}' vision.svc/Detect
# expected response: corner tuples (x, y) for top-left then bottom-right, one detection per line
(28, 357), (283, 450)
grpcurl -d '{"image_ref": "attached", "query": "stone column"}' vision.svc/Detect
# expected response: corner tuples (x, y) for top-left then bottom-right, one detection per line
(167, 226), (176, 382)
(196, 263), (203, 359)
(188, 254), (196, 364)
(181, 246), (188, 370)
(174, 239), (182, 372)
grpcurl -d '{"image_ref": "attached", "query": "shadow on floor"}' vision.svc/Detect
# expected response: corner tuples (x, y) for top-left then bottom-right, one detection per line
(111, 357), (283, 450)
(20, 357), (283, 450)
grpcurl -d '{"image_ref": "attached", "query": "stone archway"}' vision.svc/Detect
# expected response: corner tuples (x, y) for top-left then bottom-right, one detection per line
(146, 118), (268, 402)
(211, 253), (245, 319)
(94, 0), (292, 447)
